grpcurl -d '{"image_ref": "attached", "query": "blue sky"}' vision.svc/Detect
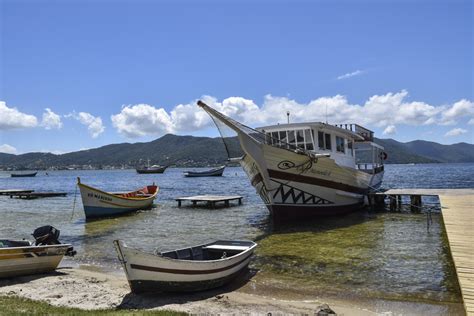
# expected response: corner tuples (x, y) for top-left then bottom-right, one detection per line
(0, 0), (472, 154)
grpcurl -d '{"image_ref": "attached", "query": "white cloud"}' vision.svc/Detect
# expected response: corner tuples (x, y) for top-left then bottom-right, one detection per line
(40, 108), (63, 130)
(0, 144), (17, 154)
(468, 118), (474, 125)
(445, 128), (468, 137)
(383, 125), (397, 135)
(0, 101), (38, 130)
(336, 70), (364, 80)
(67, 112), (105, 138)
(110, 91), (473, 139)
(440, 99), (474, 125)
(110, 96), (262, 138)
(111, 104), (174, 138)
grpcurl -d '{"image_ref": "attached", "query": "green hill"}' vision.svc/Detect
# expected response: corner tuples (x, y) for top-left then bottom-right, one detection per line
(0, 134), (472, 170)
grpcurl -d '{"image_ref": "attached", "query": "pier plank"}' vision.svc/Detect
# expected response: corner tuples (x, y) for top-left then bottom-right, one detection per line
(9, 192), (67, 199)
(378, 189), (474, 315)
(0, 189), (34, 195)
(439, 194), (474, 316)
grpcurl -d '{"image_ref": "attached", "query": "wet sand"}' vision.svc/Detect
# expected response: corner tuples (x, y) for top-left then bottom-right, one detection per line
(0, 265), (463, 315)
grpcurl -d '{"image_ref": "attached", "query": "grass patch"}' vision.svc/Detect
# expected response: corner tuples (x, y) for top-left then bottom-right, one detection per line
(0, 295), (185, 316)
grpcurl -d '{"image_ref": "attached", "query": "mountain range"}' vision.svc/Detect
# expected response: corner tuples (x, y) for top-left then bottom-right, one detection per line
(0, 134), (473, 170)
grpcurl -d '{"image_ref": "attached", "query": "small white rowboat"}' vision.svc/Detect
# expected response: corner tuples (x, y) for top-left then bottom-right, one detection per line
(114, 239), (257, 293)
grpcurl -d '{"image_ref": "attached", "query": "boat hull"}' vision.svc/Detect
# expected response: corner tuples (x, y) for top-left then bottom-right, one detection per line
(128, 269), (246, 292)
(11, 172), (37, 178)
(0, 244), (71, 278)
(78, 183), (157, 219)
(136, 167), (167, 174)
(114, 240), (256, 293)
(239, 143), (383, 221)
(184, 166), (225, 177)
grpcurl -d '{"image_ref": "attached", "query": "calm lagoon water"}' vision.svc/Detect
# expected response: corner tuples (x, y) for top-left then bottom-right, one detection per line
(1, 163), (473, 304)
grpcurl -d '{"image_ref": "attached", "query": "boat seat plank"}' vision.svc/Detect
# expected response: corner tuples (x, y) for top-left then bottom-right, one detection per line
(203, 244), (250, 251)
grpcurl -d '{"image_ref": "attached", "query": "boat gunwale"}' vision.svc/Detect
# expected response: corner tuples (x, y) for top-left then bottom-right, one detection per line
(0, 243), (73, 251)
(78, 182), (159, 201)
(117, 240), (257, 264)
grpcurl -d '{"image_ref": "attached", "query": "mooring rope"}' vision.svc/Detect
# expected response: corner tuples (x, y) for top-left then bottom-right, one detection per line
(70, 183), (78, 221)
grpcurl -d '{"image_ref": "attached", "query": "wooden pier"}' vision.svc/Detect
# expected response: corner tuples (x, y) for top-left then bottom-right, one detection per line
(176, 195), (243, 208)
(0, 189), (34, 196)
(371, 188), (474, 315)
(9, 192), (68, 199)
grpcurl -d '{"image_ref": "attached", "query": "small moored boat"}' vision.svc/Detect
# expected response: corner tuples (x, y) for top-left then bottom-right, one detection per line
(0, 225), (75, 278)
(11, 172), (37, 177)
(183, 166), (226, 177)
(114, 239), (257, 293)
(77, 178), (159, 219)
(136, 165), (168, 174)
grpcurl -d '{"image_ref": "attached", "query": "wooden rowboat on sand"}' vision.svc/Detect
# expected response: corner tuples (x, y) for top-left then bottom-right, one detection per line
(114, 239), (257, 293)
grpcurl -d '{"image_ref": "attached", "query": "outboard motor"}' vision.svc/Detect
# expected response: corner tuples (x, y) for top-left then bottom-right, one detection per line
(33, 225), (60, 245)
(32, 225), (76, 256)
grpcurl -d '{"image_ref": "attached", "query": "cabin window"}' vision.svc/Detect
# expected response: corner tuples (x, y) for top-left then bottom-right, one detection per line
(265, 132), (271, 145)
(304, 129), (314, 150)
(279, 131), (288, 146)
(296, 130), (305, 149)
(318, 131), (332, 150)
(348, 140), (353, 156)
(324, 133), (332, 150)
(287, 130), (296, 149)
(336, 136), (345, 153)
(271, 132), (279, 145)
(318, 131), (325, 149)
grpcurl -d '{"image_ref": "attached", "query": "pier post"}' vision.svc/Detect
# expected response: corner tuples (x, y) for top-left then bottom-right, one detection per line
(389, 195), (397, 211)
(397, 195), (402, 210)
(374, 194), (385, 208)
(410, 195), (422, 213)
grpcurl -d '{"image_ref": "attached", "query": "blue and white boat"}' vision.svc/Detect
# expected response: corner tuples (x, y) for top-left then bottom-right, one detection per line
(77, 178), (159, 219)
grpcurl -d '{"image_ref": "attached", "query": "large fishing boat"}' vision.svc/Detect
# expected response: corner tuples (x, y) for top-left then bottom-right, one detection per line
(197, 100), (385, 222)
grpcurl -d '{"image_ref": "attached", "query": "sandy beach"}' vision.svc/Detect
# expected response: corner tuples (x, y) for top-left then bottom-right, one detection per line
(0, 264), (463, 315)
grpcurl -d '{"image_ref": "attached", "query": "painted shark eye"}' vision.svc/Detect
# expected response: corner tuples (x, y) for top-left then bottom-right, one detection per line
(278, 161), (295, 170)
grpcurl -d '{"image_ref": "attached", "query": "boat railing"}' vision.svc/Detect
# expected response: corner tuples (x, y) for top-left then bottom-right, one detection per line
(357, 163), (384, 174)
(334, 124), (374, 142)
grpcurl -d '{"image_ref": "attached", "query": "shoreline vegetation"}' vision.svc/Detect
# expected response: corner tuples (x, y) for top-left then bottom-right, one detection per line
(0, 296), (184, 316)
(0, 265), (464, 315)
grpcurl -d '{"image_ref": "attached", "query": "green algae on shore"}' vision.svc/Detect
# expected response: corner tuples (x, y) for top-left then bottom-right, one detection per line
(252, 210), (461, 304)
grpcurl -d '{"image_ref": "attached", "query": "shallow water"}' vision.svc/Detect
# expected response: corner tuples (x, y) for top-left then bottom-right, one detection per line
(0, 163), (473, 304)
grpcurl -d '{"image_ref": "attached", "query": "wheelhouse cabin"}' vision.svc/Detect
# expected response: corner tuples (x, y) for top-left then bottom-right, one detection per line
(258, 122), (384, 174)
